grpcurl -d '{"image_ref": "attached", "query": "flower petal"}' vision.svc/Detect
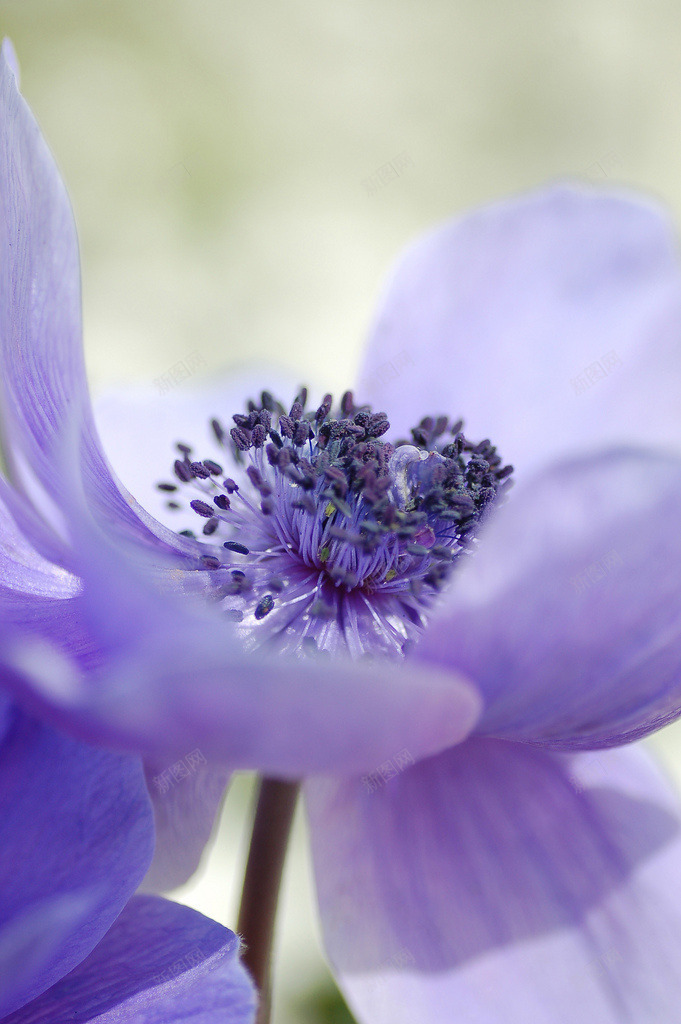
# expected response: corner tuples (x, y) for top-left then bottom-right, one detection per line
(3, 895), (256, 1024)
(0, 43), (198, 560)
(93, 369), (304, 529)
(2, 530), (481, 775)
(0, 467), (481, 777)
(0, 490), (94, 677)
(0, 426), (483, 775)
(359, 184), (681, 474)
(0, 709), (154, 1016)
(0, 483), (77, 598)
(141, 758), (230, 892)
(414, 447), (681, 748)
(0, 39), (83, 498)
(307, 738), (681, 1024)
(0, 474), (73, 571)
(16, 623), (481, 778)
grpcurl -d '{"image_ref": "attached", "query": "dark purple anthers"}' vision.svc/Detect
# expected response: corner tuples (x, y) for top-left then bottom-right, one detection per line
(223, 541), (250, 555)
(190, 461), (211, 480)
(160, 389), (513, 657)
(190, 499), (215, 518)
(174, 459), (193, 483)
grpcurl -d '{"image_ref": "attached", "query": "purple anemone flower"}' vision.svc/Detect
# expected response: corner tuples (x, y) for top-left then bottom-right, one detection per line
(3, 38), (681, 1023)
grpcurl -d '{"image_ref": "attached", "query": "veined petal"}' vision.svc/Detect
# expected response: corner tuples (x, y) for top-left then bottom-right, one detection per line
(359, 184), (681, 475)
(0, 475), (73, 571)
(0, 710), (154, 1016)
(0, 491), (94, 673)
(307, 739), (681, 1024)
(414, 447), (681, 749)
(3, 896), (256, 1024)
(0, 483), (77, 598)
(0, 43), (200, 561)
(0, 40), (83, 501)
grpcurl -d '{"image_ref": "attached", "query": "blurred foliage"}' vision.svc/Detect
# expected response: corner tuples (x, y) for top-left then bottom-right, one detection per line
(5, 0), (681, 399)
(292, 978), (358, 1024)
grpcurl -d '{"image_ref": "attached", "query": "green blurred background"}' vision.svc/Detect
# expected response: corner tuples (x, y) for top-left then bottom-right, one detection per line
(6, 0), (681, 397)
(3, 1), (681, 1020)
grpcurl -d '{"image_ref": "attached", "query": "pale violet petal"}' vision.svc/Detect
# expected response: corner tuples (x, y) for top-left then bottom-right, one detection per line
(359, 184), (681, 476)
(308, 739), (681, 1024)
(415, 447), (681, 748)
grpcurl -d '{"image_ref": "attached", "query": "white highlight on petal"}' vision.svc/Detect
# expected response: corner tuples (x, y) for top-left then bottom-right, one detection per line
(8, 638), (84, 703)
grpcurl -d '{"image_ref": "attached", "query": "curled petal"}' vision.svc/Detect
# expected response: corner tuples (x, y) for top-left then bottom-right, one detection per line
(0, 492), (93, 675)
(1, 547), (480, 774)
(5, 616), (480, 777)
(0, 475), (73, 571)
(0, 43), (197, 560)
(0, 484), (77, 598)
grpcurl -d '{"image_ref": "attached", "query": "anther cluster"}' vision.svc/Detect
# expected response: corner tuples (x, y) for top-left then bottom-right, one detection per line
(156, 389), (513, 657)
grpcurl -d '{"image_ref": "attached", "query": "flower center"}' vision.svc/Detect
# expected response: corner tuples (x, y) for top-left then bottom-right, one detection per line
(157, 389), (513, 657)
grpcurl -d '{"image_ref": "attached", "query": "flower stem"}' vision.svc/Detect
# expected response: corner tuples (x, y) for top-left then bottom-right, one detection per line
(237, 776), (300, 1024)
